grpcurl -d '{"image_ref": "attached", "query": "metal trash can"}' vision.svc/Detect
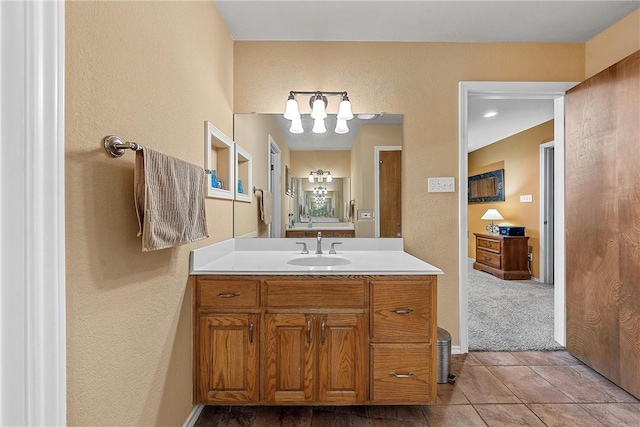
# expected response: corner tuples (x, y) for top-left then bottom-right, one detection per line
(436, 327), (452, 384)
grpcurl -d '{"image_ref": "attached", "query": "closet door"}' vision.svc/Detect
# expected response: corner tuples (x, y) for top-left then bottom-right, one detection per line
(565, 50), (639, 399)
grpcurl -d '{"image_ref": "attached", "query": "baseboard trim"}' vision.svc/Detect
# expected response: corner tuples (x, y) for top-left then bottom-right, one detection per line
(183, 405), (204, 427)
(452, 345), (463, 354)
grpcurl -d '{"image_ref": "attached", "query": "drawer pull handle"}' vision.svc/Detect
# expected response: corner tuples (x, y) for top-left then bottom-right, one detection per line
(321, 319), (326, 345)
(306, 319), (311, 345)
(217, 292), (240, 298)
(483, 242), (491, 247)
(483, 256), (491, 261)
(249, 320), (254, 344)
(389, 308), (414, 315)
(390, 371), (414, 379)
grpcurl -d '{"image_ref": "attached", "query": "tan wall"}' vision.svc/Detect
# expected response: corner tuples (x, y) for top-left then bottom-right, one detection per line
(468, 121), (555, 279)
(586, 9), (640, 78)
(234, 41), (584, 344)
(350, 124), (403, 237)
(290, 150), (350, 178)
(233, 114), (289, 238)
(65, 2), (233, 425)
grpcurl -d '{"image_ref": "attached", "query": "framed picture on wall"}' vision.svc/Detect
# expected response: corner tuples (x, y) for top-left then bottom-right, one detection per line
(468, 169), (504, 203)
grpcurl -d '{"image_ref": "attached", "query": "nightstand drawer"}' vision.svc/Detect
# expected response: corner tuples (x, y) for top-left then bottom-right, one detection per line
(476, 237), (501, 253)
(476, 250), (501, 268)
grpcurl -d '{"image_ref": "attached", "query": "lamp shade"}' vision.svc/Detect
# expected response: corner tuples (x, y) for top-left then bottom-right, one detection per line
(308, 172), (314, 183)
(289, 117), (304, 134)
(325, 172), (332, 182)
(310, 97), (327, 119)
(283, 98), (300, 120)
(334, 119), (349, 134)
(312, 117), (327, 133)
(481, 209), (504, 221)
(337, 99), (354, 120)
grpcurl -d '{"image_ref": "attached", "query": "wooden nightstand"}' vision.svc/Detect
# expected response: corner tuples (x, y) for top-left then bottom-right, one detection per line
(473, 233), (530, 280)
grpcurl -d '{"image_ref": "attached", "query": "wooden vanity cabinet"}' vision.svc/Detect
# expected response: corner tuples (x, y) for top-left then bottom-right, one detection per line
(193, 274), (437, 405)
(193, 277), (261, 404)
(264, 278), (368, 404)
(370, 277), (437, 404)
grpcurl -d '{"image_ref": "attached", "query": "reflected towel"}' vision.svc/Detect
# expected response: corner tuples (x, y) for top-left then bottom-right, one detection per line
(257, 190), (273, 225)
(134, 147), (209, 251)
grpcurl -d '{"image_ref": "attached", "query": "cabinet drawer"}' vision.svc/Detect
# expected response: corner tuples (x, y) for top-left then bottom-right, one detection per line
(371, 280), (432, 342)
(476, 250), (501, 269)
(371, 344), (432, 403)
(198, 279), (260, 309)
(476, 237), (501, 253)
(266, 280), (366, 308)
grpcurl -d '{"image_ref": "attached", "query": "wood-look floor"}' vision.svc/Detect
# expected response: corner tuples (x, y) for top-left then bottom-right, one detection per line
(195, 351), (640, 426)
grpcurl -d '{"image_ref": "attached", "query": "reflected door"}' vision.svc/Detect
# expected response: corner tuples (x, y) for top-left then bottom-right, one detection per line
(379, 150), (401, 237)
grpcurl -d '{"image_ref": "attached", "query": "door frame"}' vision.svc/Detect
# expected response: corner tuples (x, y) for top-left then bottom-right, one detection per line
(458, 81), (578, 353)
(0, 1), (66, 425)
(374, 146), (402, 238)
(539, 141), (555, 285)
(268, 135), (282, 238)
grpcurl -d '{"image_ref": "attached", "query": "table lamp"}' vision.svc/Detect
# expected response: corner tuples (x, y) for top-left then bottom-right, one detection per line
(481, 209), (503, 234)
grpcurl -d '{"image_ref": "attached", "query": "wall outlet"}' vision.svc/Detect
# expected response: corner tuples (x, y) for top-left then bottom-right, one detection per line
(527, 253), (533, 261)
(428, 177), (455, 193)
(358, 210), (373, 220)
(520, 194), (533, 203)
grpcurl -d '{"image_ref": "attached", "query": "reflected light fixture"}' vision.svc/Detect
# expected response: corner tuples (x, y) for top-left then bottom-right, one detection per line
(483, 111), (499, 118)
(481, 208), (504, 234)
(308, 169), (332, 183)
(283, 90), (353, 134)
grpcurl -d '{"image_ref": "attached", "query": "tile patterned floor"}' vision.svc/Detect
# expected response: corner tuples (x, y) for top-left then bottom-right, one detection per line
(195, 351), (640, 426)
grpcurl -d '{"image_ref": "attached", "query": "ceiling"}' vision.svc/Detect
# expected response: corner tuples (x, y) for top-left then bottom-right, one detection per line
(219, 1), (638, 149)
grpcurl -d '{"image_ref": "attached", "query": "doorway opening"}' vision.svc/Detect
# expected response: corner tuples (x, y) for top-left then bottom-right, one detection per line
(268, 135), (282, 238)
(458, 81), (578, 353)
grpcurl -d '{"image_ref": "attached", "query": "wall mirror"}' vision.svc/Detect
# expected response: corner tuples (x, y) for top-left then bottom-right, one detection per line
(232, 113), (403, 238)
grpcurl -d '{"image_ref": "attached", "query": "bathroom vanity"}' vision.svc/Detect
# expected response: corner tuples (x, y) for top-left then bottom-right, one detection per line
(190, 238), (442, 405)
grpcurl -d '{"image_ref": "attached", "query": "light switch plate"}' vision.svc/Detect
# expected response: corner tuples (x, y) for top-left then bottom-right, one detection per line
(520, 194), (533, 203)
(428, 177), (455, 193)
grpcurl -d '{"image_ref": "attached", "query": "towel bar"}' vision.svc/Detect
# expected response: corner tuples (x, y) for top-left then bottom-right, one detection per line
(104, 135), (142, 158)
(253, 187), (263, 194)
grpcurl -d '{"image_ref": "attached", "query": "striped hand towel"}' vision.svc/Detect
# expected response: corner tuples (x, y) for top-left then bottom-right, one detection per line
(134, 148), (209, 251)
(257, 190), (273, 225)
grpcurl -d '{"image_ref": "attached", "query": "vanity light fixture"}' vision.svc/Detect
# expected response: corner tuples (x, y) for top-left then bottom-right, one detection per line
(283, 90), (353, 134)
(313, 186), (328, 195)
(308, 169), (332, 183)
(481, 208), (504, 234)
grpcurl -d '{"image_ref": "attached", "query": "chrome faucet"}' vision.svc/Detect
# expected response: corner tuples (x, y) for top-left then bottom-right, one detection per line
(316, 231), (323, 254)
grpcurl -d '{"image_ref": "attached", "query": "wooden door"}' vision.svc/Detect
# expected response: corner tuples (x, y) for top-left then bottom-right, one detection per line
(565, 50), (639, 398)
(317, 314), (367, 403)
(197, 314), (259, 403)
(379, 150), (401, 237)
(265, 313), (315, 403)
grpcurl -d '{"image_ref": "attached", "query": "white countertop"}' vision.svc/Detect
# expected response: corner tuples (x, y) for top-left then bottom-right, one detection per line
(190, 238), (443, 276)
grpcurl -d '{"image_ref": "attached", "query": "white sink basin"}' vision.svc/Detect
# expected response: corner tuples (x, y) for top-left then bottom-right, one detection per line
(287, 256), (352, 267)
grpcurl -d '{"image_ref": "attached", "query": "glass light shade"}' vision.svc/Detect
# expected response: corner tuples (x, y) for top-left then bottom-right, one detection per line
(325, 172), (332, 182)
(289, 117), (303, 134)
(337, 100), (354, 120)
(481, 209), (504, 220)
(283, 98), (300, 120)
(334, 119), (349, 134)
(312, 117), (327, 133)
(310, 98), (327, 119)
(308, 172), (314, 183)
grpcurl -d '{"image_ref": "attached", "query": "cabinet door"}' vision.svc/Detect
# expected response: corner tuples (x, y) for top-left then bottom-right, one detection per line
(318, 314), (368, 403)
(197, 314), (258, 403)
(265, 313), (315, 403)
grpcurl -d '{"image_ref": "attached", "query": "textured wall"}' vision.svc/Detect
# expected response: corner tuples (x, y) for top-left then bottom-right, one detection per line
(586, 9), (640, 78)
(234, 41), (584, 344)
(468, 121), (555, 279)
(65, 2), (233, 425)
